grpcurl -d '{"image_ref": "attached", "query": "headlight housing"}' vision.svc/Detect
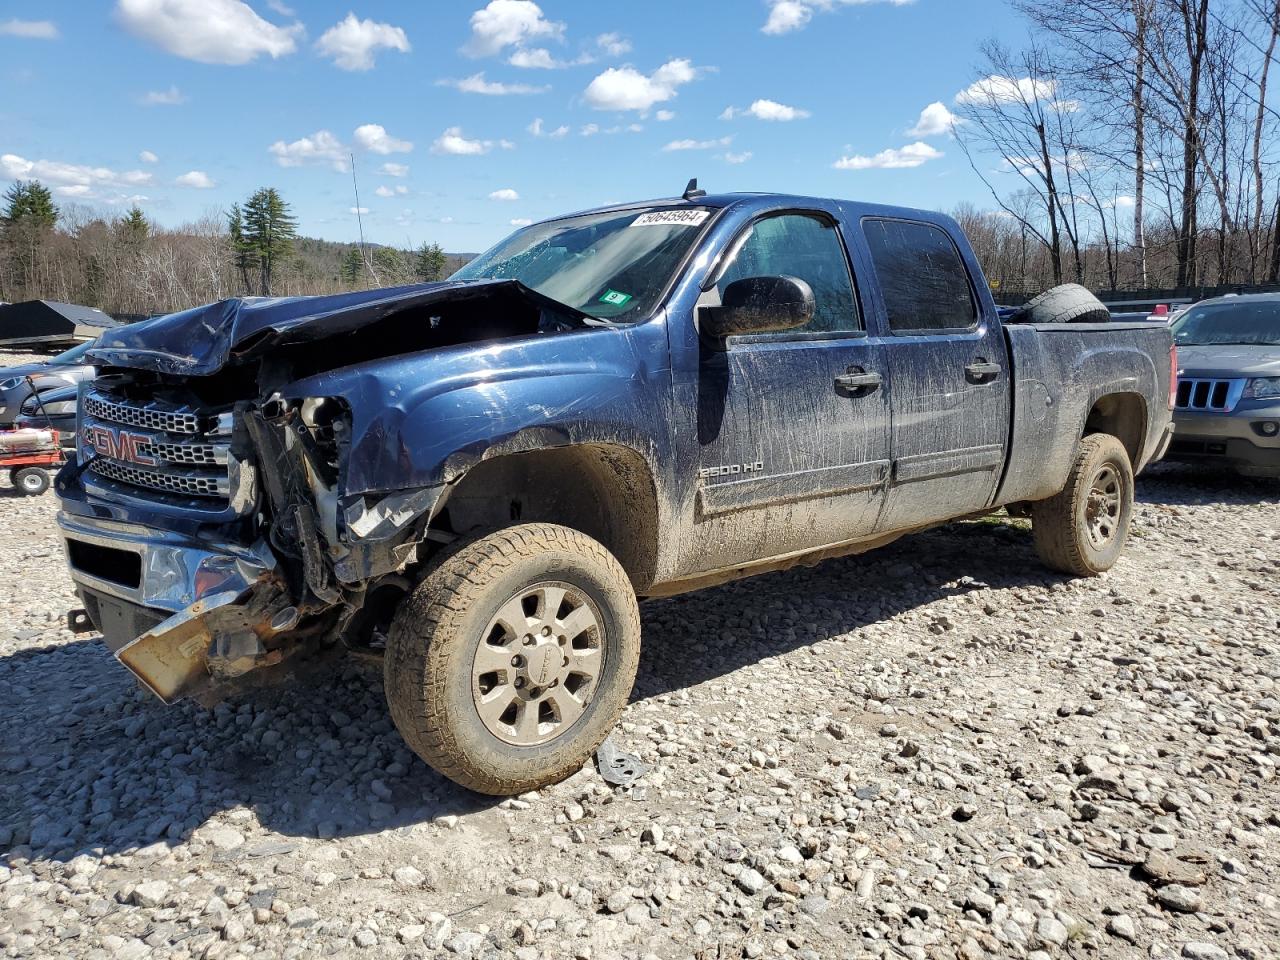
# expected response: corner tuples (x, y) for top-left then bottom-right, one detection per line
(0, 377), (24, 391)
(1244, 377), (1280, 400)
(22, 399), (77, 416)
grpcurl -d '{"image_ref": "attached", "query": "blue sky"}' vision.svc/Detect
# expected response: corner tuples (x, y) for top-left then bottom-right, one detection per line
(1, 0), (1029, 252)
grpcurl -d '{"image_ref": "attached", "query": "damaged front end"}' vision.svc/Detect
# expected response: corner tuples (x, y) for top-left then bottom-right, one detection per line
(58, 279), (591, 702)
(60, 390), (443, 703)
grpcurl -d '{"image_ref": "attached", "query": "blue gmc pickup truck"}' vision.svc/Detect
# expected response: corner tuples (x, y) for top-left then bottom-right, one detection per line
(57, 190), (1175, 794)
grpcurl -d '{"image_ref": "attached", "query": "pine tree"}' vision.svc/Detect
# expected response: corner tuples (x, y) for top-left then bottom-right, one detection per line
(2, 180), (58, 230)
(229, 188), (298, 296)
(2, 180), (58, 299)
(117, 206), (149, 246)
(340, 246), (364, 286)
(415, 241), (447, 282)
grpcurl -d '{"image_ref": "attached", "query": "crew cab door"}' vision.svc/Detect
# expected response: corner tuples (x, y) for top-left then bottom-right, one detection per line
(857, 217), (1012, 531)
(681, 209), (891, 571)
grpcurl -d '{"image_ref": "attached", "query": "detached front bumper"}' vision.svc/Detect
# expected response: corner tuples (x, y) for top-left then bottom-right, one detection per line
(58, 512), (293, 702)
(1169, 405), (1280, 478)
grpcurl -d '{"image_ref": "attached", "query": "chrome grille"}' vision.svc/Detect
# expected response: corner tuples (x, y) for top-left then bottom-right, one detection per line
(80, 389), (246, 508)
(1174, 377), (1245, 412)
(89, 458), (229, 497)
(147, 440), (225, 466)
(83, 394), (202, 434)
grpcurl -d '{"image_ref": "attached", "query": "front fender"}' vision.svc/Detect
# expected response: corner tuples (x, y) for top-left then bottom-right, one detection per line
(281, 321), (673, 498)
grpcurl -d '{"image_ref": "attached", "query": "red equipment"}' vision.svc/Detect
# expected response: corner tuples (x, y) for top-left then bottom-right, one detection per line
(1, 428), (63, 496)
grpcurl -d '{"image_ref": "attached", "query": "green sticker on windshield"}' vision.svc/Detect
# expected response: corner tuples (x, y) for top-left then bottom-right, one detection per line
(599, 289), (633, 307)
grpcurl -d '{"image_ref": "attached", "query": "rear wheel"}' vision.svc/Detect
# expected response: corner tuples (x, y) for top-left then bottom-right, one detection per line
(384, 523), (641, 795)
(13, 467), (50, 496)
(1032, 434), (1134, 576)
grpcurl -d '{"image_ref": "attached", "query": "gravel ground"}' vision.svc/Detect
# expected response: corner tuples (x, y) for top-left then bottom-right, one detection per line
(1, 347), (1277, 959)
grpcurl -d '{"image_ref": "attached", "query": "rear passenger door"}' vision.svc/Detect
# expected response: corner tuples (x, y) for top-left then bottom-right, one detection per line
(859, 217), (1012, 531)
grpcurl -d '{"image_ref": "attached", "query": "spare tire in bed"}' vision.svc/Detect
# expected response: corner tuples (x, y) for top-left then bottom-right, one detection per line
(1008, 284), (1110, 324)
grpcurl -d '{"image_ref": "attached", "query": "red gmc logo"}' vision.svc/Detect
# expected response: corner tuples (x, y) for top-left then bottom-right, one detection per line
(83, 425), (156, 466)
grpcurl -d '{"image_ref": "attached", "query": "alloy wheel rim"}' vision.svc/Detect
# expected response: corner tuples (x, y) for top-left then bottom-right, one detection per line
(471, 581), (603, 746)
(1084, 464), (1122, 549)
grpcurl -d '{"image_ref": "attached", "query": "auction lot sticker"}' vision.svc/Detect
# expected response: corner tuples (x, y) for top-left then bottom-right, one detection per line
(632, 210), (710, 227)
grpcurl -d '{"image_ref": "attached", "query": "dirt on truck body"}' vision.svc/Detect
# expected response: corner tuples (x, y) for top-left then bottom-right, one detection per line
(58, 190), (1173, 794)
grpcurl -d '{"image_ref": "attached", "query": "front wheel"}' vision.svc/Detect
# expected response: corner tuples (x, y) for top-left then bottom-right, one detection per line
(1032, 434), (1134, 576)
(384, 523), (641, 795)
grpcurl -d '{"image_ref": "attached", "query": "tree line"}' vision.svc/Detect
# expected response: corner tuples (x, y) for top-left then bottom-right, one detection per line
(0, 182), (467, 318)
(956, 0), (1280, 295)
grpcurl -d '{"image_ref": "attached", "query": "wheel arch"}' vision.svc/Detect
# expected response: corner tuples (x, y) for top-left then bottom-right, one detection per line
(428, 443), (661, 592)
(1083, 391), (1148, 467)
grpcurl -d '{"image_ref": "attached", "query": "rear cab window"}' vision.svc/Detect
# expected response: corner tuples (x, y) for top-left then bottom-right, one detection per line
(862, 218), (977, 333)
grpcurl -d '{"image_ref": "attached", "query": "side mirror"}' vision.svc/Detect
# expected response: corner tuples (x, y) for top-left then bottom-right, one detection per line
(702, 276), (815, 339)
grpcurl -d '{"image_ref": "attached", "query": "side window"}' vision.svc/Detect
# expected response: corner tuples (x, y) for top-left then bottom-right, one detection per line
(863, 218), (976, 332)
(716, 213), (860, 335)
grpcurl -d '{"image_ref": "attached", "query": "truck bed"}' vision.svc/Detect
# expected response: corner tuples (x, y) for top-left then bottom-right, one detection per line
(996, 321), (1174, 507)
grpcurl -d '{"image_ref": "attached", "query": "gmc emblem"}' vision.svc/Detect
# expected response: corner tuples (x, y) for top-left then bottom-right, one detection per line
(84, 425), (156, 466)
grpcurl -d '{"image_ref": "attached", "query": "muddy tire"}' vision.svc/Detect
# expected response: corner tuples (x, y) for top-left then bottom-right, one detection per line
(13, 467), (50, 496)
(1010, 283), (1110, 324)
(384, 523), (641, 795)
(1032, 434), (1134, 576)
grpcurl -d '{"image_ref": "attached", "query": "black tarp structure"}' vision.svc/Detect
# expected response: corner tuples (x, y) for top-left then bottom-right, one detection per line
(0, 300), (121, 349)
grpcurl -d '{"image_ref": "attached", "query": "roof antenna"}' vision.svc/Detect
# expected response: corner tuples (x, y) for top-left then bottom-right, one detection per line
(682, 177), (706, 201)
(350, 152), (380, 286)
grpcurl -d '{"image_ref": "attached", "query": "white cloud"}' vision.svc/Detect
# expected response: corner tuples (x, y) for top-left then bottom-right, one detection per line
(443, 72), (548, 95)
(115, 0), (301, 65)
(175, 170), (215, 188)
(580, 123), (600, 137)
(464, 0), (563, 57)
(353, 123), (412, 155)
(380, 162), (409, 177)
(833, 141), (942, 170)
(269, 130), (348, 171)
(596, 32), (630, 56)
(655, 110), (675, 122)
(723, 151), (753, 164)
(528, 117), (569, 138)
(0, 19), (59, 39)
(374, 184), (409, 197)
(1113, 195), (1136, 209)
(489, 188), (520, 201)
(583, 58), (699, 112)
(907, 101), (960, 137)
(954, 75), (1056, 107)
(141, 85), (186, 106)
(139, 150), (159, 163)
(349, 206), (370, 215)
(507, 46), (594, 69)
(763, 0), (913, 35)
(510, 217), (533, 227)
(663, 136), (732, 152)
(723, 98), (810, 121)
(266, 0), (294, 14)
(315, 13), (409, 71)
(763, 1), (811, 34)
(0, 153), (154, 197)
(431, 126), (502, 156)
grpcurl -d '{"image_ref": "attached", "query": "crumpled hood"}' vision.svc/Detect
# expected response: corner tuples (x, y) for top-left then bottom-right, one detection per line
(88, 278), (591, 377)
(1177, 344), (1280, 379)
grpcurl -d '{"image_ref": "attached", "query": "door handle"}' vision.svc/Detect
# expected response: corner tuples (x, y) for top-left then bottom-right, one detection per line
(965, 361), (1001, 383)
(834, 369), (882, 393)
